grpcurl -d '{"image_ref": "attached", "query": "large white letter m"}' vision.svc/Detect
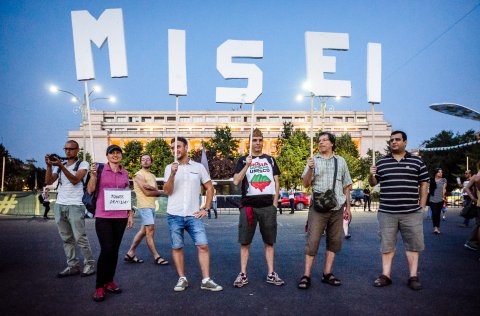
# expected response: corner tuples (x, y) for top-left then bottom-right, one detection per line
(71, 8), (128, 80)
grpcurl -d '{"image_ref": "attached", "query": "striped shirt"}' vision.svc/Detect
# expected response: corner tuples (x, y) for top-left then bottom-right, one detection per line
(375, 152), (429, 214)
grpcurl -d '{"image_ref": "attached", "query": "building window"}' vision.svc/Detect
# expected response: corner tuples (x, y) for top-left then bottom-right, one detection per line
(332, 116), (343, 123)
(282, 117), (292, 122)
(105, 117), (114, 122)
(179, 117), (190, 122)
(295, 117), (305, 122)
(167, 116), (176, 122)
(257, 116), (267, 123)
(154, 116), (164, 122)
(141, 116), (152, 123)
(231, 116), (242, 122)
(206, 116), (217, 123)
(129, 116), (140, 123)
(346, 117), (354, 123)
(357, 117), (366, 123)
(117, 117), (127, 123)
(192, 116), (203, 123)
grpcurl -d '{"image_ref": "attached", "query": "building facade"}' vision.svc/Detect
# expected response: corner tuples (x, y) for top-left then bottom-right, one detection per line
(68, 110), (391, 160)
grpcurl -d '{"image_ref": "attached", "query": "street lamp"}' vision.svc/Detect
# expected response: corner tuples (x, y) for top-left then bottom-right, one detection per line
(49, 84), (116, 161)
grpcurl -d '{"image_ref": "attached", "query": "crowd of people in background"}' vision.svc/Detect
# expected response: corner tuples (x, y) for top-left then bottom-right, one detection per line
(41, 129), (479, 302)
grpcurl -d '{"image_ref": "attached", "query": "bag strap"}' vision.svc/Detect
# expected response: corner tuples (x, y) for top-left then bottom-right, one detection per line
(93, 163), (105, 199)
(332, 157), (337, 192)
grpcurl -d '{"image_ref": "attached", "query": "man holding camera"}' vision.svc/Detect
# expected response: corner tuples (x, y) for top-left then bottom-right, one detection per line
(297, 132), (352, 289)
(45, 140), (95, 278)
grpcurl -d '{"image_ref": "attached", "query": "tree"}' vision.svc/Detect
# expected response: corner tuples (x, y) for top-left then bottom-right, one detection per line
(276, 129), (310, 189)
(198, 126), (240, 179)
(121, 141), (143, 177)
(420, 129), (479, 192)
(144, 138), (173, 177)
(335, 133), (363, 182)
(202, 126), (239, 159)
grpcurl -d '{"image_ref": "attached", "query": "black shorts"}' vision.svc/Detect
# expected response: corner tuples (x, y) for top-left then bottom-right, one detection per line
(238, 205), (277, 245)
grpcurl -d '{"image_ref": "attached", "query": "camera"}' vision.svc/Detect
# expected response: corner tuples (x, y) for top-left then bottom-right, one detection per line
(47, 154), (67, 161)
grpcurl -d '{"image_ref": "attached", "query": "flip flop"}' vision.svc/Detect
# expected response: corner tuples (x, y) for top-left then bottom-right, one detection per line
(124, 254), (144, 263)
(154, 256), (169, 265)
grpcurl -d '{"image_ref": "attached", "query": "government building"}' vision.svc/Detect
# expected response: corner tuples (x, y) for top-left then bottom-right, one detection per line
(68, 110), (391, 159)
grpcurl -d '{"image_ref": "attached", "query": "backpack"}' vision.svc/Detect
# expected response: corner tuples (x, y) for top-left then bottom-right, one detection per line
(82, 163), (105, 217)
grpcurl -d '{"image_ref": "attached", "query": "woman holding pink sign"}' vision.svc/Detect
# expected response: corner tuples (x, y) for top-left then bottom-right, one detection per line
(87, 144), (133, 302)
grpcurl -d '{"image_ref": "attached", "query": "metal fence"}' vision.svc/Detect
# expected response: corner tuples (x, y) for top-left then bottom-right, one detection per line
(0, 191), (458, 217)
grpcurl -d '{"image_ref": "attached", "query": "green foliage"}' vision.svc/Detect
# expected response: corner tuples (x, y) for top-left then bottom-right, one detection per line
(0, 143), (39, 191)
(195, 126), (239, 179)
(276, 129), (310, 189)
(77, 150), (92, 163)
(420, 129), (479, 192)
(334, 134), (363, 182)
(202, 126), (239, 159)
(121, 141), (143, 177)
(144, 138), (174, 177)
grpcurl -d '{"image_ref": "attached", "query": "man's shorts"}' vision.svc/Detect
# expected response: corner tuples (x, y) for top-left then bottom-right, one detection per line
(377, 210), (424, 253)
(167, 214), (208, 249)
(238, 205), (277, 245)
(304, 206), (343, 255)
(138, 208), (156, 226)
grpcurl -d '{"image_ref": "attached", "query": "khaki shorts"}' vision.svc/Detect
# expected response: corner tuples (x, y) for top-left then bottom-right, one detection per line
(377, 210), (424, 253)
(304, 205), (343, 255)
(238, 205), (277, 245)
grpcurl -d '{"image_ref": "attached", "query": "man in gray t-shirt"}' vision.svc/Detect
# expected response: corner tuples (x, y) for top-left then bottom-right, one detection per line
(45, 140), (95, 278)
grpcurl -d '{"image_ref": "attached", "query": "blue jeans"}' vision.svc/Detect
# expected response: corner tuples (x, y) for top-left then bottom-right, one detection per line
(167, 214), (208, 249)
(54, 204), (94, 267)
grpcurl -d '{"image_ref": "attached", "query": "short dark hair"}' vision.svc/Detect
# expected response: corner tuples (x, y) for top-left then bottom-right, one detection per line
(390, 130), (407, 141)
(170, 137), (188, 146)
(66, 140), (79, 149)
(318, 132), (336, 151)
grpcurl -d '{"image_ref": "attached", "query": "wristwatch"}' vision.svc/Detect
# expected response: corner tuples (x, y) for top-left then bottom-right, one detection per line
(202, 207), (210, 212)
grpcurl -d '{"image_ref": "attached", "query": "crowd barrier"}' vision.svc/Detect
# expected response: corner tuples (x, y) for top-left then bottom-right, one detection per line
(0, 192), (456, 217)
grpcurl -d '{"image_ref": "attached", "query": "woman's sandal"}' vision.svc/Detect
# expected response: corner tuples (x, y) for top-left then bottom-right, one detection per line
(321, 273), (342, 286)
(124, 254), (144, 263)
(154, 256), (169, 265)
(373, 274), (392, 287)
(297, 275), (311, 289)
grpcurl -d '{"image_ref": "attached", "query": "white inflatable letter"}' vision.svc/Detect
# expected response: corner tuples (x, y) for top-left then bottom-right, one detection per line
(71, 8), (128, 80)
(305, 32), (351, 97)
(168, 29), (187, 96)
(367, 43), (382, 104)
(216, 40), (263, 104)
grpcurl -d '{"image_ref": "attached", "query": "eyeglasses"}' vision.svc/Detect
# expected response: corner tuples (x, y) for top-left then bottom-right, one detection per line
(141, 158), (151, 162)
(64, 147), (78, 151)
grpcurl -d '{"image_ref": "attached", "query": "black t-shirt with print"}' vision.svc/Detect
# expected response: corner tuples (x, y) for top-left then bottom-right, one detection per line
(234, 154), (280, 208)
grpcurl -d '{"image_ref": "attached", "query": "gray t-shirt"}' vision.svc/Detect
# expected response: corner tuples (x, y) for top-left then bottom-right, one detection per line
(430, 178), (446, 203)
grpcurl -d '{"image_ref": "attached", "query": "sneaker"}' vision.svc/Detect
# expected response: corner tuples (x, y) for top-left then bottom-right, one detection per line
(104, 281), (122, 294)
(233, 272), (249, 288)
(81, 264), (95, 277)
(174, 277), (188, 292)
(266, 272), (285, 286)
(464, 241), (478, 251)
(92, 287), (105, 302)
(201, 278), (223, 291)
(57, 266), (80, 278)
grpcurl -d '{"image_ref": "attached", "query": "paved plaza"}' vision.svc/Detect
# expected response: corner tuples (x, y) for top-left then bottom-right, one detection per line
(0, 208), (478, 315)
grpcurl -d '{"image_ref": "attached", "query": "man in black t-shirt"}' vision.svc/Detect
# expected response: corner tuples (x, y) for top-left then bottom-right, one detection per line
(232, 128), (284, 288)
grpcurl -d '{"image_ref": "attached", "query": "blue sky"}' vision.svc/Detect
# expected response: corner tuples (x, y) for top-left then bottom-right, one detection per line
(1, 0), (479, 166)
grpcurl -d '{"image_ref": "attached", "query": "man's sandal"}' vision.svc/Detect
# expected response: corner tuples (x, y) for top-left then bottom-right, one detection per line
(124, 254), (144, 263)
(297, 275), (311, 289)
(321, 273), (341, 286)
(373, 274), (392, 287)
(154, 256), (169, 265)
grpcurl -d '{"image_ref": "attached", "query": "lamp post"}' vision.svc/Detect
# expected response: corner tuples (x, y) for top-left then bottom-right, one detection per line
(1, 155), (5, 192)
(49, 85), (116, 161)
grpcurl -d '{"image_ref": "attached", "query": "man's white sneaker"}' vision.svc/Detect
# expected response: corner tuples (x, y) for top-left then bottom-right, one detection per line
(174, 277), (188, 292)
(201, 278), (223, 291)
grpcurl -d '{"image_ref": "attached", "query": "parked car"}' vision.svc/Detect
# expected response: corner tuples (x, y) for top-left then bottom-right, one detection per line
(446, 191), (462, 206)
(350, 188), (364, 206)
(279, 192), (311, 210)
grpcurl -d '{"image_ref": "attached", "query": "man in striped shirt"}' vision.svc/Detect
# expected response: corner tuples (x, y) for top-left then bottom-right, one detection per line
(369, 131), (429, 291)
